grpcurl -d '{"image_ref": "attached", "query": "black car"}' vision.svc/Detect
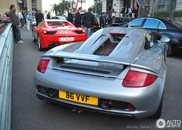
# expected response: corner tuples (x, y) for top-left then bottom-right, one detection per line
(111, 17), (134, 27)
(127, 17), (182, 56)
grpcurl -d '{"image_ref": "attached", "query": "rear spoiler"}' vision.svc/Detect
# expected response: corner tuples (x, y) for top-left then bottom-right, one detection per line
(42, 52), (158, 74)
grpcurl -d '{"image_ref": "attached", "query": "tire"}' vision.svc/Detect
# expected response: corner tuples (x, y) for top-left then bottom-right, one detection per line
(32, 31), (36, 42)
(150, 95), (163, 119)
(38, 35), (43, 51)
(167, 42), (172, 57)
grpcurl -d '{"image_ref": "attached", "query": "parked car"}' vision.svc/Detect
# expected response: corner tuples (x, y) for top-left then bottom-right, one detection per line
(127, 17), (182, 56)
(34, 27), (168, 119)
(110, 17), (134, 27)
(52, 16), (66, 20)
(32, 19), (87, 51)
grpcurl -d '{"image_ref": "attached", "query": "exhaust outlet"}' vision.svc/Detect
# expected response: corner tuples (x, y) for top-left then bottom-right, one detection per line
(99, 100), (113, 109)
(46, 89), (58, 98)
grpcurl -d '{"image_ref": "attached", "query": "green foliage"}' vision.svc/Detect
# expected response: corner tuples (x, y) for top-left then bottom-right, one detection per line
(79, 0), (86, 8)
(93, 3), (102, 14)
(150, 10), (182, 17)
(50, 0), (75, 15)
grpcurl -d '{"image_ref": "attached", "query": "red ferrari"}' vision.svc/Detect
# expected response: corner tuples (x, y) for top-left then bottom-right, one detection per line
(32, 19), (87, 51)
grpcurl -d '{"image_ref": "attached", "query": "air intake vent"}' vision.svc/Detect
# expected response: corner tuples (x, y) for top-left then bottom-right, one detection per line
(75, 31), (83, 34)
(46, 31), (57, 35)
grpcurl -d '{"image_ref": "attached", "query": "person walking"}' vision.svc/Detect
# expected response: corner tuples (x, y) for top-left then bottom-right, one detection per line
(18, 11), (24, 28)
(83, 7), (94, 39)
(100, 12), (106, 28)
(120, 7), (124, 17)
(36, 10), (44, 26)
(26, 11), (31, 30)
(6, 11), (9, 17)
(3, 13), (7, 17)
(106, 14), (112, 26)
(67, 8), (73, 23)
(22, 11), (26, 26)
(124, 7), (128, 17)
(9, 5), (23, 43)
(134, 7), (138, 18)
(74, 7), (82, 27)
(47, 12), (51, 19)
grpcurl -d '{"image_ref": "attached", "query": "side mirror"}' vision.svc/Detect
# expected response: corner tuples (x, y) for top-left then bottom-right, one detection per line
(161, 37), (170, 43)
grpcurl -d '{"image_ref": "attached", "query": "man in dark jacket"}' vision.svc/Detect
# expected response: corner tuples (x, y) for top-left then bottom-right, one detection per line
(67, 8), (73, 23)
(74, 7), (82, 27)
(36, 10), (44, 26)
(9, 5), (23, 43)
(47, 12), (51, 19)
(83, 7), (94, 39)
(100, 12), (106, 28)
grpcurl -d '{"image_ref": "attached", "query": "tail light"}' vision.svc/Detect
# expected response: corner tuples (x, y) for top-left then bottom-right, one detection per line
(95, 21), (99, 24)
(42, 29), (47, 34)
(123, 70), (157, 87)
(37, 60), (49, 73)
(82, 29), (86, 33)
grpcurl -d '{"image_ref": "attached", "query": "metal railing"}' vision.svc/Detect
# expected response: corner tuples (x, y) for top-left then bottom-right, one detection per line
(0, 23), (13, 130)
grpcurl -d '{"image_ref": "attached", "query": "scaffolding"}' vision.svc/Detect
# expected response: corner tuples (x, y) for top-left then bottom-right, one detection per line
(136, 0), (182, 18)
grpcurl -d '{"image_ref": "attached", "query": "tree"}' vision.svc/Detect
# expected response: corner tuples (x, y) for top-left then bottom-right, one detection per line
(93, 3), (102, 14)
(70, 0), (76, 11)
(79, 0), (86, 8)
(51, 3), (59, 15)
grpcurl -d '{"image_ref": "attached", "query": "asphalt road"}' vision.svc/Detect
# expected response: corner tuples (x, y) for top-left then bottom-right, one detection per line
(11, 28), (182, 130)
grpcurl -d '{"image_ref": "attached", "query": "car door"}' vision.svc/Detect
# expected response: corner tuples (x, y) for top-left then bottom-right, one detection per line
(142, 18), (166, 39)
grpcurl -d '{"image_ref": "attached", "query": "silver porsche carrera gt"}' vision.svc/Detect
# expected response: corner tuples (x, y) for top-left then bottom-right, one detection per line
(34, 27), (168, 119)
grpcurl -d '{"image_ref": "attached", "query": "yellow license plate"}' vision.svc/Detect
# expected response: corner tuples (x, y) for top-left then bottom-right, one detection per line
(59, 90), (98, 106)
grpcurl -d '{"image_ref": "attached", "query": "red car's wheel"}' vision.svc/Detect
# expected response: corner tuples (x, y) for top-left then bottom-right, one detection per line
(38, 34), (43, 51)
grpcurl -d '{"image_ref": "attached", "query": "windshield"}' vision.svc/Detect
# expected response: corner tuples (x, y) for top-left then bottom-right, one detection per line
(112, 18), (124, 23)
(47, 21), (67, 26)
(56, 16), (66, 20)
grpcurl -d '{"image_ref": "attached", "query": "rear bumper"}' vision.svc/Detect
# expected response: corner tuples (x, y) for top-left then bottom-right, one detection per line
(36, 93), (136, 119)
(40, 34), (86, 48)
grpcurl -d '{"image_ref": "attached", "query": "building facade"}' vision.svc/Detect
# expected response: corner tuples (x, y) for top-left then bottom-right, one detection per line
(0, 0), (42, 15)
(101, 0), (138, 16)
(101, 0), (182, 17)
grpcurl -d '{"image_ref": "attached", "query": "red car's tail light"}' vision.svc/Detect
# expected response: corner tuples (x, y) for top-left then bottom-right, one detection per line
(123, 70), (157, 87)
(42, 29), (47, 34)
(37, 60), (49, 73)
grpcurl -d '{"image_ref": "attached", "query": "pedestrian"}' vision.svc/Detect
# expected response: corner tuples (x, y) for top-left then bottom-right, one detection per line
(22, 10), (26, 26)
(120, 7), (124, 17)
(36, 10), (44, 26)
(100, 12), (106, 28)
(111, 11), (115, 18)
(6, 11), (9, 17)
(26, 11), (31, 30)
(18, 11), (24, 27)
(67, 8), (73, 23)
(9, 5), (23, 43)
(124, 7), (128, 17)
(3, 13), (7, 17)
(110, 7), (114, 13)
(134, 7), (138, 18)
(74, 7), (82, 27)
(128, 8), (132, 17)
(47, 12), (51, 19)
(106, 13), (112, 26)
(83, 7), (94, 39)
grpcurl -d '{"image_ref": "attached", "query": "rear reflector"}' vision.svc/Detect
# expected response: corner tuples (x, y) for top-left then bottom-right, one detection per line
(37, 60), (49, 73)
(123, 71), (157, 87)
(127, 103), (136, 110)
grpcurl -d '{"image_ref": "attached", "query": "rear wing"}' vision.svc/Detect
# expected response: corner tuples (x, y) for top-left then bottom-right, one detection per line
(42, 52), (158, 76)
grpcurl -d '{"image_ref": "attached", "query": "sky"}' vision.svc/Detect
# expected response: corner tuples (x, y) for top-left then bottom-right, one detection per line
(42, 0), (94, 14)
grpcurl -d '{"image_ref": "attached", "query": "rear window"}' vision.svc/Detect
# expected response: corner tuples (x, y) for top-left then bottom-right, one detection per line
(47, 21), (67, 26)
(93, 34), (125, 56)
